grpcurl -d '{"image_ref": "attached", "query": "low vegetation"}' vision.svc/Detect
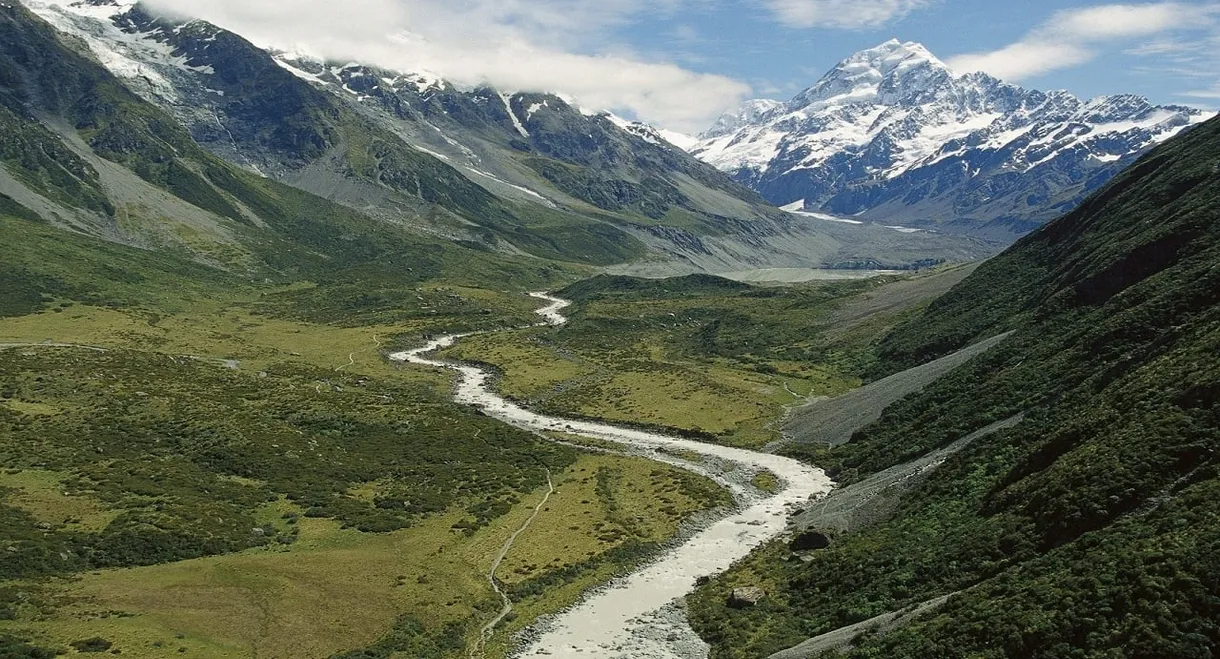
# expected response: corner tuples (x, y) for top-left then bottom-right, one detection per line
(441, 271), (953, 448)
(0, 208), (729, 657)
(688, 117), (1220, 657)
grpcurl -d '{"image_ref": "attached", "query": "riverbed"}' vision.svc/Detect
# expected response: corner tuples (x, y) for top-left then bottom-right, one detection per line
(389, 293), (833, 659)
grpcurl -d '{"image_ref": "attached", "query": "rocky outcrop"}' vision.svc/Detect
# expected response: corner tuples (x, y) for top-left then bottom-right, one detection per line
(789, 530), (831, 552)
(728, 586), (766, 609)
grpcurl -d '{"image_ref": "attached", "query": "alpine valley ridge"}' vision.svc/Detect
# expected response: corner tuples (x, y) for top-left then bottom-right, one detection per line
(690, 39), (1215, 241)
(14, 0), (991, 276)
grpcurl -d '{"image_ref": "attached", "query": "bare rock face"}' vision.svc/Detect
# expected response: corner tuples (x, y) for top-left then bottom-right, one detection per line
(728, 586), (766, 609)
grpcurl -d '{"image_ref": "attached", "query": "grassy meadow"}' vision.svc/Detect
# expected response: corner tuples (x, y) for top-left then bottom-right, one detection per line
(439, 271), (964, 448)
(0, 202), (964, 658)
(0, 212), (729, 658)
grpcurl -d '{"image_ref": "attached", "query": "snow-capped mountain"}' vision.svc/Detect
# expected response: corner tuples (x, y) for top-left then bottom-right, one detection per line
(603, 113), (700, 151)
(13, 1), (993, 272)
(701, 100), (784, 140)
(692, 39), (1214, 239)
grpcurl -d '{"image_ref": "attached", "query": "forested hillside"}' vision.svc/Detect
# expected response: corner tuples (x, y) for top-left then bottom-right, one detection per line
(690, 115), (1220, 658)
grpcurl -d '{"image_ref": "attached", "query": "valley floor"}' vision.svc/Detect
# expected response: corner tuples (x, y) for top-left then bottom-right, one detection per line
(0, 264), (971, 658)
(0, 286), (730, 658)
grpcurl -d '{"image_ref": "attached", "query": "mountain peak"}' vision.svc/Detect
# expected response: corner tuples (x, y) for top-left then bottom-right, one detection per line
(700, 99), (784, 140)
(692, 38), (1214, 241)
(790, 39), (949, 109)
(844, 39), (946, 75)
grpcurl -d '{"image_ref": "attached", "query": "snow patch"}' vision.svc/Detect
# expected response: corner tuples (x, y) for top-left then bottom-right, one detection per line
(786, 208), (864, 225)
(526, 101), (547, 119)
(656, 128), (699, 151)
(465, 167), (553, 206)
(412, 145), (450, 161)
(499, 92), (530, 138)
(24, 0), (193, 103)
(273, 56), (325, 84)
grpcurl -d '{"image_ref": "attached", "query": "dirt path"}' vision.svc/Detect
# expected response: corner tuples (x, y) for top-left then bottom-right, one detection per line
(335, 333), (382, 372)
(782, 381), (810, 403)
(471, 469), (555, 659)
(0, 341), (107, 353)
(767, 594), (953, 658)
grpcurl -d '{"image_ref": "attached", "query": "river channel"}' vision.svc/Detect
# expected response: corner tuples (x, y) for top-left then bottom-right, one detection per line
(389, 293), (833, 659)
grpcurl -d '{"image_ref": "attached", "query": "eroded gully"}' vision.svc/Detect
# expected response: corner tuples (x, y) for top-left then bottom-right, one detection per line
(389, 293), (833, 659)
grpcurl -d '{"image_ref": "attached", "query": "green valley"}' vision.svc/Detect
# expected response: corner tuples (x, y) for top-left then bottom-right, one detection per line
(2, 1), (1219, 658)
(438, 267), (975, 448)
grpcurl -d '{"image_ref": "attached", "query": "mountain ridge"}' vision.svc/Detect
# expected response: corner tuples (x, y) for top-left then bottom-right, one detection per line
(690, 39), (1214, 240)
(18, 0), (992, 273)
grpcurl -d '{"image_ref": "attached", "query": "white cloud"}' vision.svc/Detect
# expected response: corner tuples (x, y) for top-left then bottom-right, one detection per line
(948, 42), (1095, 81)
(763, 0), (931, 28)
(947, 2), (1217, 81)
(144, 0), (748, 133)
(1053, 3), (1199, 39)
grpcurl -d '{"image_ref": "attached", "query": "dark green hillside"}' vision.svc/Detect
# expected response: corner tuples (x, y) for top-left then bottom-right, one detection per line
(868, 116), (1220, 379)
(690, 117), (1220, 657)
(0, 106), (113, 216)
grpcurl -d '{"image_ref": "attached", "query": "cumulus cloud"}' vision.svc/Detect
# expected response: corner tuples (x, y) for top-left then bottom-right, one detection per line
(144, 0), (748, 133)
(763, 0), (931, 28)
(947, 2), (1217, 80)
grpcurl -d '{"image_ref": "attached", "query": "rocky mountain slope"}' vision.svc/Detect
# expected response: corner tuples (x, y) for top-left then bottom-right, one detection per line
(692, 39), (1213, 241)
(18, 0), (990, 271)
(0, 0), (589, 323)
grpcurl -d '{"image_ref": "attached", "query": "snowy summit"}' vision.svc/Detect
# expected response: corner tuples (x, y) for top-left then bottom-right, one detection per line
(689, 39), (1213, 238)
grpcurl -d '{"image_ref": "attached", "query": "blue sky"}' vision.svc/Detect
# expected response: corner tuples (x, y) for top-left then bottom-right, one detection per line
(620, 1), (1220, 109)
(150, 0), (1220, 132)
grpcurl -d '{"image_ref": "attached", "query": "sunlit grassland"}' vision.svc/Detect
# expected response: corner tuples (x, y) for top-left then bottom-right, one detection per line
(445, 328), (601, 401)
(0, 284), (543, 381)
(3, 304), (400, 374)
(439, 279), (877, 448)
(442, 332), (845, 449)
(0, 450), (727, 659)
(0, 469), (120, 532)
(497, 454), (728, 590)
(483, 454), (731, 658)
(4, 503), (497, 659)
(0, 288), (546, 422)
(0, 292), (732, 658)
(0, 400), (60, 417)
